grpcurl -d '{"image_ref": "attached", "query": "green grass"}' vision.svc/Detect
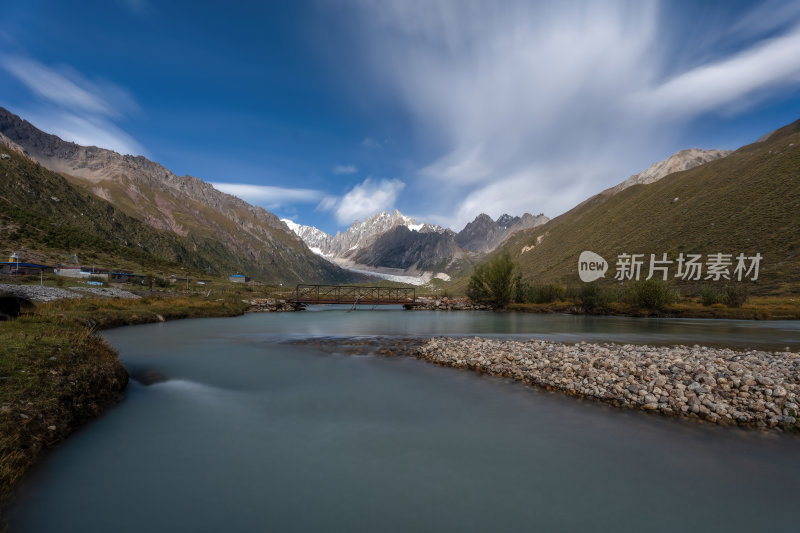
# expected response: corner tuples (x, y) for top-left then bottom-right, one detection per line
(507, 294), (800, 319)
(35, 294), (250, 329)
(0, 317), (126, 512)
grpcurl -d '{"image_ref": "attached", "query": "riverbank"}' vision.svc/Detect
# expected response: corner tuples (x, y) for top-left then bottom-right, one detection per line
(507, 297), (800, 320)
(35, 294), (249, 329)
(417, 337), (800, 431)
(0, 294), (250, 522)
(0, 317), (127, 514)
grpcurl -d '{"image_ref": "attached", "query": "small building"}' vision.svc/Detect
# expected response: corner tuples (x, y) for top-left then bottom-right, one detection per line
(110, 271), (146, 283)
(0, 261), (53, 276)
(54, 266), (109, 280)
(53, 266), (82, 278)
(229, 274), (249, 283)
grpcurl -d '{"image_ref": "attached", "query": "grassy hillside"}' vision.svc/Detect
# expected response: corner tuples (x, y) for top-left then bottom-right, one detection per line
(489, 119), (800, 295)
(59, 171), (352, 284)
(0, 106), (355, 284)
(0, 149), (234, 274)
(0, 148), (352, 283)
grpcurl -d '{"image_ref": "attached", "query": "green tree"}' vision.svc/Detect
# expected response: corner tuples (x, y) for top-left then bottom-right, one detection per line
(467, 252), (516, 308)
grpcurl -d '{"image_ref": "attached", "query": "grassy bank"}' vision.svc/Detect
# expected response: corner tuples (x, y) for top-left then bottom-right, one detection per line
(0, 293), (250, 524)
(0, 317), (127, 513)
(34, 293), (250, 329)
(507, 295), (800, 319)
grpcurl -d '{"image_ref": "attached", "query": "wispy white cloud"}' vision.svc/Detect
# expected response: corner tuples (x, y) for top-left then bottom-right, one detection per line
(333, 164), (358, 175)
(1, 54), (146, 156)
(636, 23), (800, 117)
(17, 110), (146, 157)
(1, 56), (140, 119)
(319, 177), (405, 225)
(420, 143), (492, 185)
(360, 137), (382, 149)
(727, 0), (800, 40)
(348, 0), (800, 229)
(211, 183), (324, 209)
(2, 56), (120, 117)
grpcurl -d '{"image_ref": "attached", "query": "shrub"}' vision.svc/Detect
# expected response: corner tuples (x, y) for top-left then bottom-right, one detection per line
(723, 285), (749, 308)
(700, 286), (723, 306)
(467, 252), (516, 308)
(576, 283), (613, 313)
(511, 274), (526, 304)
(528, 283), (566, 304)
(624, 279), (676, 310)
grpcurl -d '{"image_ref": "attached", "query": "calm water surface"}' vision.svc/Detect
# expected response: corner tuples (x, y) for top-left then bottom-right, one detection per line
(9, 310), (800, 532)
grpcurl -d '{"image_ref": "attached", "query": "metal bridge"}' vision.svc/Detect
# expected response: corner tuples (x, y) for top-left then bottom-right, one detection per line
(290, 284), (418, 307)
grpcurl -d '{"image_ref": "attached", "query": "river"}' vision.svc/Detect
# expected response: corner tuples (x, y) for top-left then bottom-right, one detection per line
(8, 309), (800, 532)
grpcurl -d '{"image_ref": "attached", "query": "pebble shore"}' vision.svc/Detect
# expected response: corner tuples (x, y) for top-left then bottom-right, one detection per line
(409, 296), (491, 311)
(418, 337), (800, 430)
(0, 284), (139, 302)
(246, 297), (303, 312)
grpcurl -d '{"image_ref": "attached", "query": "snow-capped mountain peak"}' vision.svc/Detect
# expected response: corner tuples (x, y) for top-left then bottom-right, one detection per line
(283, 210), (444, 259)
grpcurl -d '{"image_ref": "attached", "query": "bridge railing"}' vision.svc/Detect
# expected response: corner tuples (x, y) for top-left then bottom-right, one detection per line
(292, 284), (416, 305)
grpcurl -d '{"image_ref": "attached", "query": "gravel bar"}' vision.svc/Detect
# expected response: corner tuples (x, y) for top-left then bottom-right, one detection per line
(0, 284), (83, 302)
(67, 287), (140, 299)
(418, 337), (800, 430)
(0, 284), (139, 302)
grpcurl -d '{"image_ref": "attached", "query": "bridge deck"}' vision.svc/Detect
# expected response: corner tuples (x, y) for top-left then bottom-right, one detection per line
(289, 284), (418, 306)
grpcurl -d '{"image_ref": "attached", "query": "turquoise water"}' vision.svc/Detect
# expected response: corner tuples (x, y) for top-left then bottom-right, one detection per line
(8, 310), (800, 532)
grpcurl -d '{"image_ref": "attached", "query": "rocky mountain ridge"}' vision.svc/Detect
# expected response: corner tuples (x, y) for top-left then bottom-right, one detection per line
(352, 225), (463, 272)
(0, 107), (354, 284)
(608, 148), (731, 195)
(0, 147), (248, 275)
(455, 212), (549, 253)
(285, 209), (549, 275)
(282, 209), (446, 259)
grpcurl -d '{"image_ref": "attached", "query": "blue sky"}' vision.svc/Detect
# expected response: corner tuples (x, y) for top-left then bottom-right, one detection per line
(3, 0), (800, 234)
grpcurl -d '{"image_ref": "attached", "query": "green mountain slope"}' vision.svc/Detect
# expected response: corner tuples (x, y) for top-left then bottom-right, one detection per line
(0, 148), (246, 274)
(493, 119), (800, 294)
(0, 107), (354, 284)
